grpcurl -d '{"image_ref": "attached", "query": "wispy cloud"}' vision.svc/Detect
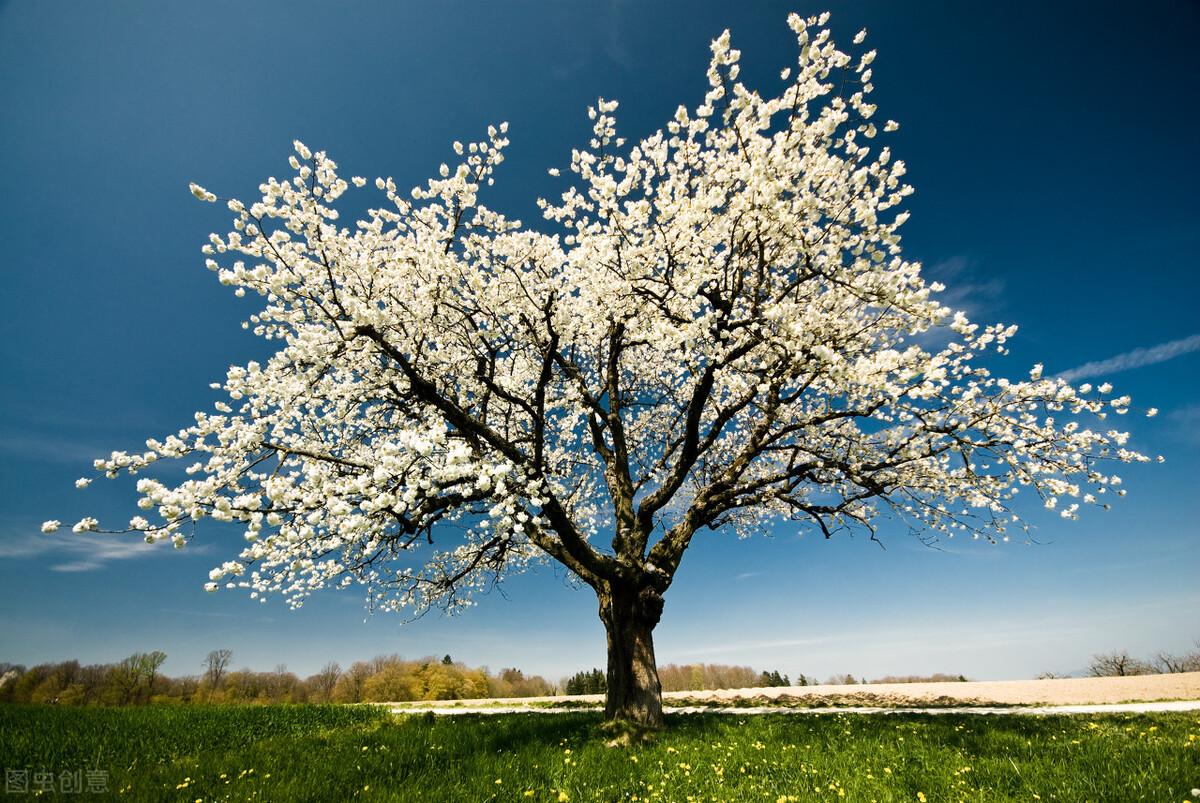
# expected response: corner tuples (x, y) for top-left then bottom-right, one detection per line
(924, 256), (1006, 318)
(603, 0), (634, 70)
(0, 533), (203, 572)
(1057, 333), (1200, 382)
(156, 607), (276, 623)
(668, 636), (832, 657)
(909, 256), (1005, 350)
(0, 431), (111, 465)
(1166, 404), (1200, 446)
(734, 571), (765, 582)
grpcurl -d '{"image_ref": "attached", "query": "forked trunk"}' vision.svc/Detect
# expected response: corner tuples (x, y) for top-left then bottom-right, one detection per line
(598, 583), (665, 728)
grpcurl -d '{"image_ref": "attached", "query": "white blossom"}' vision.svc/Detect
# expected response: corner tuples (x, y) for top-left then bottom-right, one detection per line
(49, 11), (1149, 618)
(189, 182), (216, 203)
(71, 517), (98, 534)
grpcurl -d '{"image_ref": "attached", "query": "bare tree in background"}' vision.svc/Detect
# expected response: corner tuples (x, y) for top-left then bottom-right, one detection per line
(1088, 650), (1151, 677)
(308, 661), (342, 702)
(1152, 643), (1200, 674)
(142, 650), (167, 701)
(203, 649), (233, 689)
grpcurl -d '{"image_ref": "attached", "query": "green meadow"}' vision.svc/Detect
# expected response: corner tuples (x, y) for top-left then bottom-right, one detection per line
(1, 705), (1197, 801)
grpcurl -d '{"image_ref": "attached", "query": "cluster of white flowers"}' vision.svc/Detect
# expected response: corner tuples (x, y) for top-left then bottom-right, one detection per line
(71, 517), (98, 534)
(45, 12), (1151, 614)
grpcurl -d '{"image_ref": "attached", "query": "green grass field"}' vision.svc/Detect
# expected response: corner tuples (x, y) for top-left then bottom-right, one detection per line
(0, 705), (1197, 801)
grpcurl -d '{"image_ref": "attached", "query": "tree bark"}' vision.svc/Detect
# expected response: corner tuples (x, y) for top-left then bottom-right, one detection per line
(598, 582), (665, 728)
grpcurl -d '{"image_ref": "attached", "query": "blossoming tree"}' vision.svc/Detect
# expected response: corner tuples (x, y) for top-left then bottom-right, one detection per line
(45, 13), (1152, 727)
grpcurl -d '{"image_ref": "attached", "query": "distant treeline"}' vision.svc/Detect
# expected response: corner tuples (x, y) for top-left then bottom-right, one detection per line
(659, 664), (801, 692)
(0, 652), (555, 706)
(0, 653), (817, 705)
(0, 651), (989, 706)
(863, 673), (968, 684)
(560, 664), (803, 695)
(1084, 643), (1200, 678)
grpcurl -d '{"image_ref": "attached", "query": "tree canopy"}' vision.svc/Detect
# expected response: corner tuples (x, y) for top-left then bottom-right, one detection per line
(43, 11), (1153, 726)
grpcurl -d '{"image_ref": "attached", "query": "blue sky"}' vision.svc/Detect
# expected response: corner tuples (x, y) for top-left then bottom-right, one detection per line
(1, 0), (1197, 683)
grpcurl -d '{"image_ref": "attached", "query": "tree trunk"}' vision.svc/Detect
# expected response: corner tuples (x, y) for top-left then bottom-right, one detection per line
(598, 582), (665, 728)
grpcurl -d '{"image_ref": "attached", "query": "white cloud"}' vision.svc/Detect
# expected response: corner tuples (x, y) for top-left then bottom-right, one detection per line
(924, 256), (1006, 317)
(0, 431), (110, 464)
(1057, 333), (1200, 382)
(1166, 404), (1200, 446)
(666, 636), (832, 658)
(909, 256), (1006, 350)
(0, 532), (200, 572)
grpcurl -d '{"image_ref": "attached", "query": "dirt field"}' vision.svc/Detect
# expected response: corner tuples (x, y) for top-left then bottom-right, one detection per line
(388, 671), (1200, 711)
(674, 671), (1200, 707)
